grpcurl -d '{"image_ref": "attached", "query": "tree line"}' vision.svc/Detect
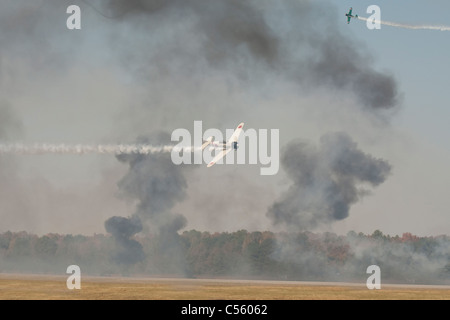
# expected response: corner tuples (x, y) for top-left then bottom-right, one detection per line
(0, 229), (448, 284)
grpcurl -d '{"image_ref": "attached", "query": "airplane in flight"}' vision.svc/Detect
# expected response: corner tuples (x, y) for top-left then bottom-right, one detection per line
(345, 7), (358, 24)
(202, 122), (244, 167)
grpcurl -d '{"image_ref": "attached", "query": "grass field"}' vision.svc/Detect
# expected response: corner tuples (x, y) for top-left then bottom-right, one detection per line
(0, 274), (449, 300)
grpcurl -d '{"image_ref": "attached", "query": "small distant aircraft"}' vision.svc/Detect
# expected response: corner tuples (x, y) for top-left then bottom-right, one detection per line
(345, 7), (358, 24)
(202, 122), (244, 167)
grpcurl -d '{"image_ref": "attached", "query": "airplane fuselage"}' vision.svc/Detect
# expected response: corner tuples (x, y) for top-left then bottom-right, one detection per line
(345, 7), (357, 24)
(209, 141), (239, 151)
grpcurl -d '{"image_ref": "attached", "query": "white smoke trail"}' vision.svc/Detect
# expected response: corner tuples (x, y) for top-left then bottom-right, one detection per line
(0, 143), (201, 155)
(357, 16), (450, 31)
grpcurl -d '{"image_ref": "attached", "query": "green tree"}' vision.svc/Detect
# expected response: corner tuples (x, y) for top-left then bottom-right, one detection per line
(371, 229), (384, 239)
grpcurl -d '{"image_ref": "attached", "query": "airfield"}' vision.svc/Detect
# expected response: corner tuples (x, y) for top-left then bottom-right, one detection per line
(0, 273), (449, 300)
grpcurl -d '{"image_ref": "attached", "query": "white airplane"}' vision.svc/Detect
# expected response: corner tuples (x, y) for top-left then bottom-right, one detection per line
(202, 122), (244, 167)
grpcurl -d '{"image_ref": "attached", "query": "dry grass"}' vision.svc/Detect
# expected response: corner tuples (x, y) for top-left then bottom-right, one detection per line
(0, 274), (449, 300)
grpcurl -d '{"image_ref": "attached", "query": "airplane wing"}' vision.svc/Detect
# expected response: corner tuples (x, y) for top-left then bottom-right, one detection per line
(346, 8), (353, 24)
(227, 122), (244, 143)
(207, 148), (232, 167)
(201, 136), (213, 150)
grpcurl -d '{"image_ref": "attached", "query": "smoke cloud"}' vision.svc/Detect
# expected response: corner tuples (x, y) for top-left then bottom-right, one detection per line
(105, 132), (190, 269)
(91, 0), (399, 111)
(268, 132), (392, 230)
(104, 215), (144, 265)
(1, 0), (405, 248)
(86, 1), (399, 243)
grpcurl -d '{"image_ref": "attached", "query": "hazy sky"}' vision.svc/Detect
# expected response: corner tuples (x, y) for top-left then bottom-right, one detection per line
(0, 0), (449, 237)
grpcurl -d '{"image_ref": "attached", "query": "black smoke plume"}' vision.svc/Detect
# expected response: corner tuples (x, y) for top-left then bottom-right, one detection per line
(92, 0), (399, 111)
(104, 215), (144, 265)
(268, 132), (392, 230)
(105, 132), (190, 269)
